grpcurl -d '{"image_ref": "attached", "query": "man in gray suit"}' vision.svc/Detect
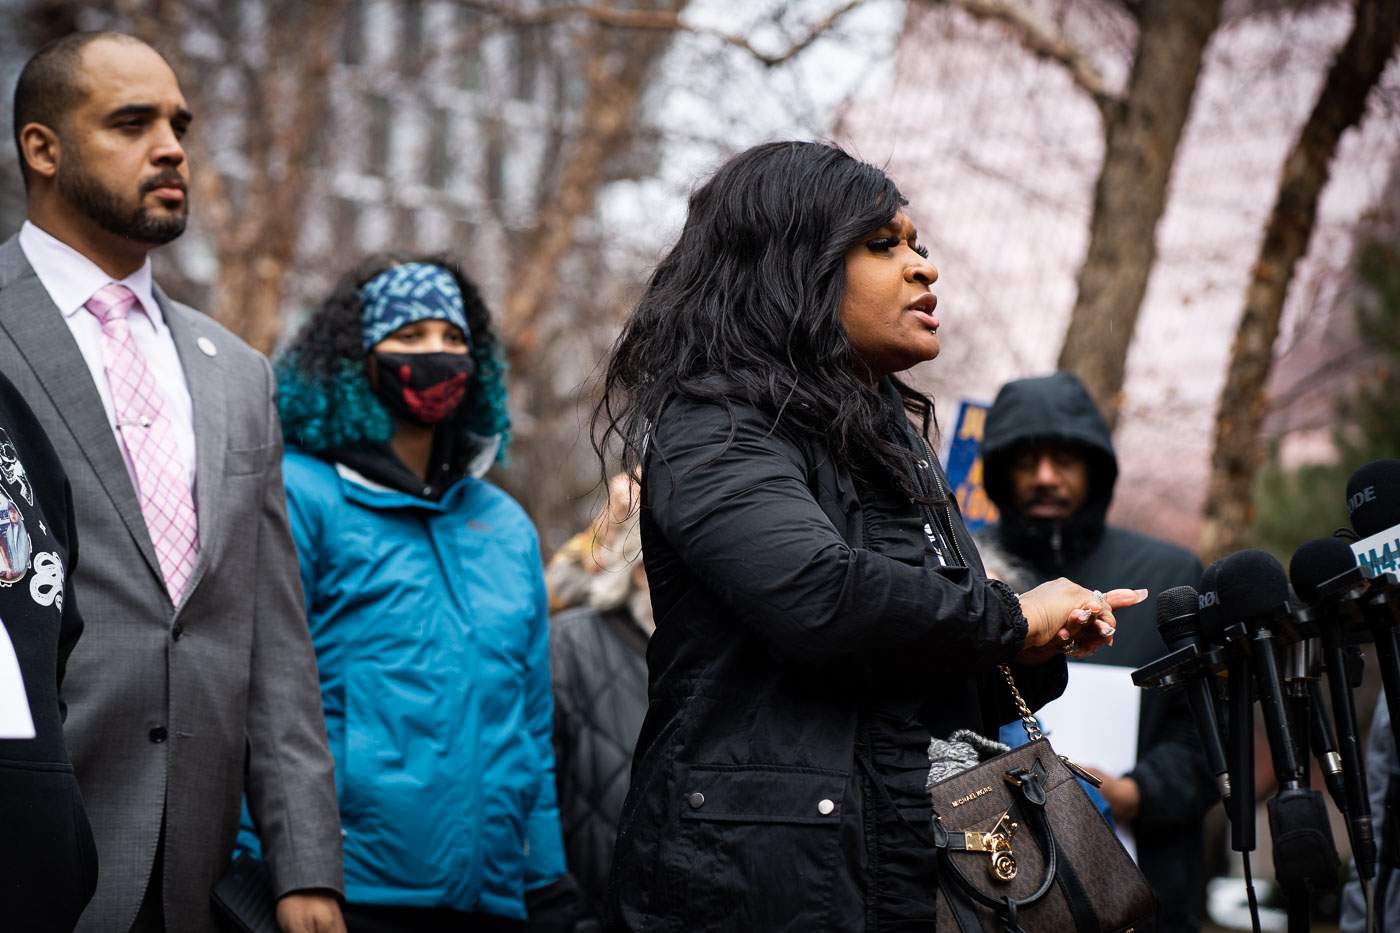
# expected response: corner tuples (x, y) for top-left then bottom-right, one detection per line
(3, 32), (345, 932)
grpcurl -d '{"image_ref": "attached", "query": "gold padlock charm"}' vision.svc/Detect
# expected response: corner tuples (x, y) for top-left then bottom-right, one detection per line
(988, 840), (1017, 882)
(984, 813), (1018, 882)
(959, 813), (1019, 882)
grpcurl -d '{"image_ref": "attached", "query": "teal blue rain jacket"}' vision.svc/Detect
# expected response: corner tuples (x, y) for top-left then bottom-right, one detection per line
(239, 447), (566, 919)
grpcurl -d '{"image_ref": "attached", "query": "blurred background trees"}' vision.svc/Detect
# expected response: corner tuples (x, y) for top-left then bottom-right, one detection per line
(1199, 0), (1400, 561)
(1248, 234), (1400, 561)
(1, 0), (896, 545)
(1, 0), (1396, 571)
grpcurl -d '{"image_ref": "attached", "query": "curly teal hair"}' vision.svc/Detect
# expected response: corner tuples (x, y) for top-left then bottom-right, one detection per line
(277, 252), (511, 467)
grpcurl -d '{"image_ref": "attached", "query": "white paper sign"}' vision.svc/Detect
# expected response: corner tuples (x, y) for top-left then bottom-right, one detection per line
(1352, 525), (1400, 578)
(1034, 663), (1141, 860)
(0, 618), (35, 739)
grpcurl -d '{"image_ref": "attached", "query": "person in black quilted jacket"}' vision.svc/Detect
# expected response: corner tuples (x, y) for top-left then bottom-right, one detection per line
(546, 473), (650, 926)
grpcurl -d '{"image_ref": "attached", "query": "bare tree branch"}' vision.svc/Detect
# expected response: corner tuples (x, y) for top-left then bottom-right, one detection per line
(1198, 0), (1400, 562)
(450, 0), (871, 68)
(500, 6), (684, 360)
(926, 0), (1117, 115)
(124, 0), (346, 350)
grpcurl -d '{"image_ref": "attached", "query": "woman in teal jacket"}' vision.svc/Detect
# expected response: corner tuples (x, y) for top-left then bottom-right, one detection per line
(244, 254), (576, 932)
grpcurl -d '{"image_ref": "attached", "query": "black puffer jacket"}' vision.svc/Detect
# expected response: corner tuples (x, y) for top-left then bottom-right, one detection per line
(604, 381), (1067, 932)
(550, 606), (649, 923)
(982, 371), (1214, 933)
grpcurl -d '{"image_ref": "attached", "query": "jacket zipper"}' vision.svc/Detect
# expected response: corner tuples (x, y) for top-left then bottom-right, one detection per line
(908, 433), (968, 569)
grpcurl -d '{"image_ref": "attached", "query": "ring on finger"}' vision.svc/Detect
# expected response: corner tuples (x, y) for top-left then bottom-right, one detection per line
(1062, 642), (1079, 655)
(1091, 589), (1106, 609)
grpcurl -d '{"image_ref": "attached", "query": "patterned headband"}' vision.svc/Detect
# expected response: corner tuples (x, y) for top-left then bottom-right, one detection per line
(360, 262), (471, 350)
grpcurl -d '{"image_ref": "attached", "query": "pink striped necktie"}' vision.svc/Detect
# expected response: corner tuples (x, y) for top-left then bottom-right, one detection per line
(85, 283), (198, 604)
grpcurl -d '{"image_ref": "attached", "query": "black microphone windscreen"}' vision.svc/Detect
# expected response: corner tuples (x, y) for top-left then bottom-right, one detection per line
(1156, 585), (1201, 649)
(1289, 536), (1358, 604)
(1198, 560), (1225, 644)
(1216, 548), (1290, 631)
(1348, 459), (1400, 538)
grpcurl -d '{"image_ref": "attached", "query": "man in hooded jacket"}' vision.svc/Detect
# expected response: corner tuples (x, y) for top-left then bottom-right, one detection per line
(981, 371), (1216, 933)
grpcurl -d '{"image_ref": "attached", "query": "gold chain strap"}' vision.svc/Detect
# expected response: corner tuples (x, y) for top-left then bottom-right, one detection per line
(998, 663), (1043, 742)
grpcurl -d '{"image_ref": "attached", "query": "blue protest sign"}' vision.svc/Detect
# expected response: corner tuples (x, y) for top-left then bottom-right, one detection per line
(944, 400), (999, 533)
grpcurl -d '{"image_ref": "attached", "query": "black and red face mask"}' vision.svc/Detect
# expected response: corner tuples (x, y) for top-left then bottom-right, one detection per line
(372, 351), (476, 426)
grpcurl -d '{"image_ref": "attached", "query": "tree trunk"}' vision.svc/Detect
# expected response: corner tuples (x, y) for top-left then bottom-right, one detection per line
(1198, 0), (1400, 563)
(1055, 0), (1221, 429)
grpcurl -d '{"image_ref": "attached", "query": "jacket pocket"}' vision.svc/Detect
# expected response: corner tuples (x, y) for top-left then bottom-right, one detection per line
(657, 764), (847, 932)
(678, 764), (847, 824)
(225, 443), (270, 476)
(341, 663), (459, 897)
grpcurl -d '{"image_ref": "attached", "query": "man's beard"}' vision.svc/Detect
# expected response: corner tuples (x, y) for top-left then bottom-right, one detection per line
(57, 151), (188, 245)
(1021, 492), (1074, 514)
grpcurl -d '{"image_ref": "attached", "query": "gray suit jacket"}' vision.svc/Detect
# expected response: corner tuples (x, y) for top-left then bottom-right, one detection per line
(0, 237), (343, 932)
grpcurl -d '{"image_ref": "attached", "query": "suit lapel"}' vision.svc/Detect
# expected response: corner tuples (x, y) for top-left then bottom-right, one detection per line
(0, 238), (165, 584)
(159, 286), (226, 604)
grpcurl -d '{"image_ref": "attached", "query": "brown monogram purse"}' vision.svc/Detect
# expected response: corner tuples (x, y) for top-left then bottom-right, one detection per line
(925, 665), (1159, 933)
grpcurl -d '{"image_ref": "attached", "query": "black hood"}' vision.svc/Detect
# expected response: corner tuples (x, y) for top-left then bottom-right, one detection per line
(981, 371), (1118, 570)
(324, 428), (499, 502)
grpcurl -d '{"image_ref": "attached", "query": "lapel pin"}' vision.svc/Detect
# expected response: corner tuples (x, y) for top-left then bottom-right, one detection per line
(197, 337), (218, 357)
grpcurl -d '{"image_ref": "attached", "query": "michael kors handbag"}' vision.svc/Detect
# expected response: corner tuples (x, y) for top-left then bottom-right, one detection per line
(925, 665), (1158, 933)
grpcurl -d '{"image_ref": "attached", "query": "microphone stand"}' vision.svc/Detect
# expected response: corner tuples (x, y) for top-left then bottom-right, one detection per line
(1304, 593), (1380, 886)
(1222, 623), (1265, 933)
(1319, 569), (1400, 933)
(1306, 679), (1349, 814)
(1247, 617), (1341, 933)
(1290, 563), (1400, 933)
(1221, 625), (1256, 851)
(1132, 641), (1262, 933)
(1280, 629), (1351, 816)
(1358, 574), (1400, 753)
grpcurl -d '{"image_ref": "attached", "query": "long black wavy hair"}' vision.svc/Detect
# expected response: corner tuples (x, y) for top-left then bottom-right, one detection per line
(277, 252), (511, 472)
(593, 140), (936, 494)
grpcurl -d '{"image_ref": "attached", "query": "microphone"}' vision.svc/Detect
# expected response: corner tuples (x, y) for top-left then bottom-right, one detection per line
(1276, 603), (1341, 806)
(1215, 550), (1304, 788)
(1212, 549), (1340, 895)
(1348, 458), (1400, 537)
(1288, 535), (1388, 885)
(1347, 459), (1400, 578)
(1198, 559), (1254, 853)
(1344, 462), (1400, 745)
(1292, 536), (1381, 882)
(1305, 679), (1348, 815)
(1198, 560), (1226, 645)
(1274, 583), (1348, 819)
(1155, 585), (1231, 801)
(1291, 533), (1388, 701)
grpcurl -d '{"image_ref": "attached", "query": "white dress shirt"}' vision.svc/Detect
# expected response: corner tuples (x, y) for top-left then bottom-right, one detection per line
(18, 220), (197, 495)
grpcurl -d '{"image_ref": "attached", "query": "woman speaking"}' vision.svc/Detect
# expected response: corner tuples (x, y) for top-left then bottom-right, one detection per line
(593, 141), (1140, 930)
